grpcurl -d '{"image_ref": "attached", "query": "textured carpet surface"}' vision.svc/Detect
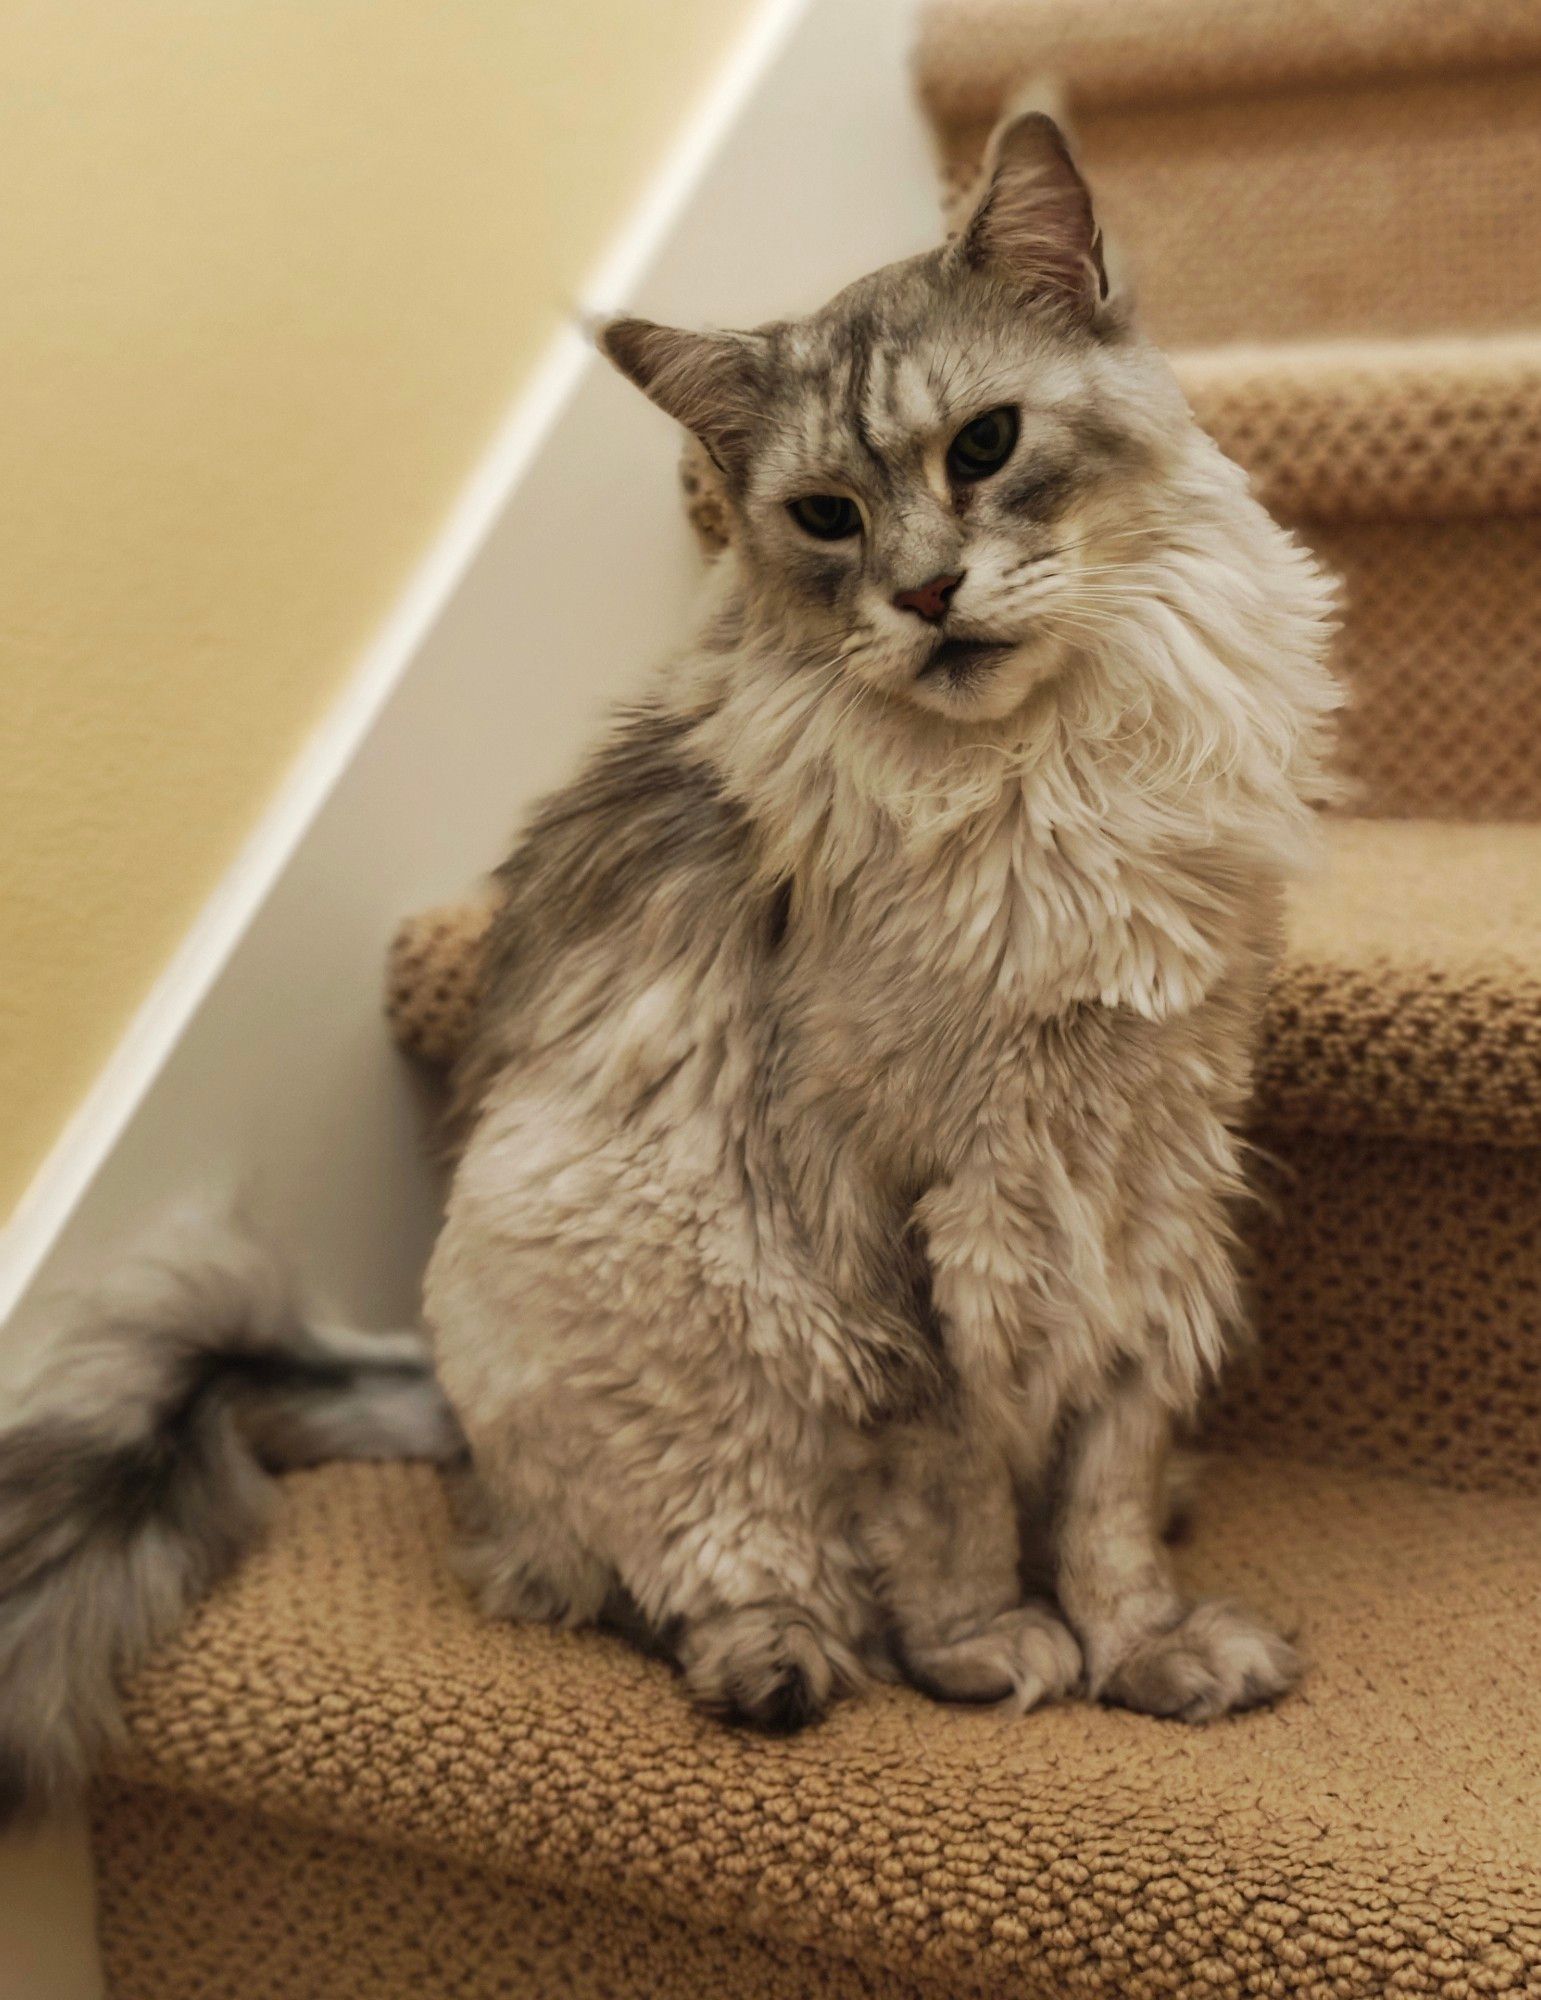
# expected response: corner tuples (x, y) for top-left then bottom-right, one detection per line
(93, 1788), (918, 2000)
(100, 1458), (1541, 1997)
(914, 0), (1541, 115)
(1175, 340), (1541, 816)
(1231, 1130), (1540, 1493)
(1305, 517), (1541, 819)
(1267, 822), (1541, 1144)
(1175, 335), (1541, 524)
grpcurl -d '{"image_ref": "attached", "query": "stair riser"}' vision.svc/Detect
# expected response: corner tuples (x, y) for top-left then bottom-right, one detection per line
(1301, 515), (1541, 820)
(1211, 1131), (1541, 1492)
(938, 67), (1541, 348)
(93, 1786), (912, 2000)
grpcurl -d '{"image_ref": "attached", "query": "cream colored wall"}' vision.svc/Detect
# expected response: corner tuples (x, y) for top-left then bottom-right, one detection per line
(0, 0), (754, 1221)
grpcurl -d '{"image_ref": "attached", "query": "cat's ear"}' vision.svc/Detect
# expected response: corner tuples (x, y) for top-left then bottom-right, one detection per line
(952, 111), (1107, 320)
(598, 317), (765, 475)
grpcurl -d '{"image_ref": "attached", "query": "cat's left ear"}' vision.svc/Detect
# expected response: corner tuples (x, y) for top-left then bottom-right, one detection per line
(598, 317), (765, 475)
(951, 111), (1108, 321)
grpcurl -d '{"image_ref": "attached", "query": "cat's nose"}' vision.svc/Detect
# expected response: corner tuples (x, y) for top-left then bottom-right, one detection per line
(892, 570), (964, 623)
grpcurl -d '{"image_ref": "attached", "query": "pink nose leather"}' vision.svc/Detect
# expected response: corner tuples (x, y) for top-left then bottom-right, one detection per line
(893, 571), (963, 623)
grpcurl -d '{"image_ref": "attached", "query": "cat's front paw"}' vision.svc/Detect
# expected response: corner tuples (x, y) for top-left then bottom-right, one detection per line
(1098, 1601), (1301, 1722)
(902, 1600), (1083, 1711)
(679, 1602), (849, 1733)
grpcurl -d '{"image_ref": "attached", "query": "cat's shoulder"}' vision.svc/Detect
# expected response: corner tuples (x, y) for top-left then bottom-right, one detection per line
(501, 699), (750, 893)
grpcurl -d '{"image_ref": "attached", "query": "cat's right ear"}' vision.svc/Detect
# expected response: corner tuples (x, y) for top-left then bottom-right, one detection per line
(598, 317), (764, 476)
(950, 111), (1108, 321)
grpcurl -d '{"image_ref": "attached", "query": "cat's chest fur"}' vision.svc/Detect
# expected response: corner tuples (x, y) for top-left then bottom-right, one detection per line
(774, 783), (1232, 1162)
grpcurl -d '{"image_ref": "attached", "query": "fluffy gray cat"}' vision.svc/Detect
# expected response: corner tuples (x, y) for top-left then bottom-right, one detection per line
(0, 113), (1337, 1814)
(432, 109), (1338, 1728)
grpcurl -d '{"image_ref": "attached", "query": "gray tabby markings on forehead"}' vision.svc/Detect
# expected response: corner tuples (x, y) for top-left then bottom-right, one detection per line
(878, 341), (909, 430)
(842, 315), (894, 488)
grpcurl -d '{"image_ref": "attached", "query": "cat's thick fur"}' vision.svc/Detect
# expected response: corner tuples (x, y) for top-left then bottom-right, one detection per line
(0, 1211), (459, 1821)
(430, 115), (1338, 1727)
(0, 114), (1337, 1817)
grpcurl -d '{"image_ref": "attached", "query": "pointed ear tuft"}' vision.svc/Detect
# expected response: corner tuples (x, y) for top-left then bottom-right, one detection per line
(955, 112), (1106, 319)
(598, 316), (764, 474)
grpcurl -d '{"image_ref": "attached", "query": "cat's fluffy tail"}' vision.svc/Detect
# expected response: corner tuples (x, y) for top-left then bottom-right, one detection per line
(0, 1210), (461, 1826)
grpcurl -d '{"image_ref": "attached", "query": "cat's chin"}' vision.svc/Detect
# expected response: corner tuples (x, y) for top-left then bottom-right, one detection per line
(903, 637), (1067, 724)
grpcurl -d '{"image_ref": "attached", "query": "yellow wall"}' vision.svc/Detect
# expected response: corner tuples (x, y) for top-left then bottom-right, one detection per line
(0, 0), (754, 1220)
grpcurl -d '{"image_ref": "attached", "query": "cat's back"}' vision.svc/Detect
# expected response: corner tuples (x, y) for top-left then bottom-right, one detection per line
(449, 699), (770, 1139)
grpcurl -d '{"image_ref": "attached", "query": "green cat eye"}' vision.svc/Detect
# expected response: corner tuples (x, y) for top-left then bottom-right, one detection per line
(947, 406), (1019, 481)
(788, 494), (862, 541)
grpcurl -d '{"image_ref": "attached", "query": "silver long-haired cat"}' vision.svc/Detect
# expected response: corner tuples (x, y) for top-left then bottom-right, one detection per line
(0, 114), (1337, 1815)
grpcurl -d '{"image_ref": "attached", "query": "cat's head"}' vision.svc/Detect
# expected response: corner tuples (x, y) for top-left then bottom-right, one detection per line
(600, 113), (1197, 725)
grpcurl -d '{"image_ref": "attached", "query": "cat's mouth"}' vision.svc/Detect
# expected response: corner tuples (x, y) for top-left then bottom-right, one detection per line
(917, 635), (1017, 682)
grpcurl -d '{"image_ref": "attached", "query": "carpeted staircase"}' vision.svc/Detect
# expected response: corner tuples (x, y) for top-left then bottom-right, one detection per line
(89, 4), (1540, 1994)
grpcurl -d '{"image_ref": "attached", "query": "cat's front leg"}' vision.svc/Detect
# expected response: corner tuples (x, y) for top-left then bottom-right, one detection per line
(854, 1423), (1081, 1709)
(1055, 1366), (1300, 1721)
(454, 1404), (872, 1734)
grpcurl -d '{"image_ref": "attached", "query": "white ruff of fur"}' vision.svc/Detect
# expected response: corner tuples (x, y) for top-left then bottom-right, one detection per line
(689, 448), (1340, 1032)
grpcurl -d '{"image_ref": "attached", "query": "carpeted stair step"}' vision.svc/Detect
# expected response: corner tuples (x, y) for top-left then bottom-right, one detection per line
(90, 1455), (1541, 1997)
(916, 0), (1541, 347)
(1214, 820), (1541, 1493)
(384, 818), (1541, 1494)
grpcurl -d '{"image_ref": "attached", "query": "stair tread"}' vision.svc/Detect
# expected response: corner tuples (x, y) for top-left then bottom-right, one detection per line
(1293, 820), (1540, 965)
(1264, 819), (1541, 1144)
(1173, 332), (1541, 521)
(110, 1456), (1541, 1996)
(916, 0), (1541, 119)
